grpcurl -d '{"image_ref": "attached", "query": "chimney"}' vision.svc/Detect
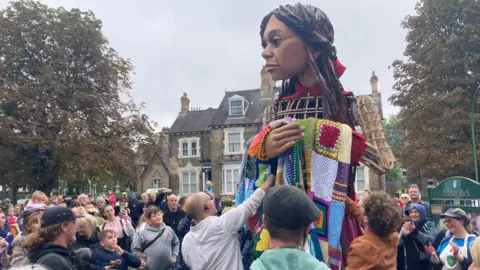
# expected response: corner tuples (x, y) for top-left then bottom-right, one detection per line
(180, 92), (190, 114)
(260, 66), (275, 98)
(370, 71), (379, 96)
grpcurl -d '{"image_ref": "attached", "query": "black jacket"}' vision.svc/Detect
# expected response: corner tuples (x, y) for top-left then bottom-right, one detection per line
(28, 243), (102, 270)
(162, 207), (186, 237)
(73, 227), (100, 250)
(397, 221), (436, 270)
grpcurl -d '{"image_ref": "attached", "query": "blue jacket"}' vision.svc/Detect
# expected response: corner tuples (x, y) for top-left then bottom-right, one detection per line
(1, 226), (13, 254)
(92, 247), (141, 270)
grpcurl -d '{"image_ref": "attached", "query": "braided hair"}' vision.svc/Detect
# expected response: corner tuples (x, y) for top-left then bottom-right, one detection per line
(260, 4), (354, 127)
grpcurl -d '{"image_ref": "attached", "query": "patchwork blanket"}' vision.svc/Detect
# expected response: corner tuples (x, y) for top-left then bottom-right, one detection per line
(235, 117), (357, 270)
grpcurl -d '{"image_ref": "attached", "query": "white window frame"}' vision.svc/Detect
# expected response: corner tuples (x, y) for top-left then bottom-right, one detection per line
(222, 163), (241, 195)
(177, 162), (201, 196)
(178, 137), (201, 158)
(355, 165), (370, 194)
(228, 94), (249, 117)
(223, 127), (244, 155)
(152, 178), (161, 188)
(182, 172), (197, 195)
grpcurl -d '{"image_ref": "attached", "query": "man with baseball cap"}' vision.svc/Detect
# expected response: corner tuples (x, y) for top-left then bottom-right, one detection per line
(251, 185), (329, 270)
(27, 207), (103, 270)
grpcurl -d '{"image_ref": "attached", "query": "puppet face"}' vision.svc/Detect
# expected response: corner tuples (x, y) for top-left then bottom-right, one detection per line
(261, 15), (309, 81)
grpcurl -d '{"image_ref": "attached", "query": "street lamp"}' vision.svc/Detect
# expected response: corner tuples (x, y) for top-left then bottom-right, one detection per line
(471, 84), (480, 182)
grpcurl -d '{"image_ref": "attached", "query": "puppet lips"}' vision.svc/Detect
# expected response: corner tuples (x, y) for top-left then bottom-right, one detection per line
(265, 63), (279, 70)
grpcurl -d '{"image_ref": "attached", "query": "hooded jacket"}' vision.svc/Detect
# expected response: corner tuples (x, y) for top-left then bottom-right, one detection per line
(28, 243), (102, 270)
(251, 248), (329, 270)
(131, 223), (179, 270)
(398, 204), (436, 270)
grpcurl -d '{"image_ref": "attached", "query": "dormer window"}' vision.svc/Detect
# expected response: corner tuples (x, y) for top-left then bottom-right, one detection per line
(228, 95), (249, 117)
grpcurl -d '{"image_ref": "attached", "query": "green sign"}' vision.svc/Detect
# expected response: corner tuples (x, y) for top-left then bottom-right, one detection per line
(431, 176), (480, 200)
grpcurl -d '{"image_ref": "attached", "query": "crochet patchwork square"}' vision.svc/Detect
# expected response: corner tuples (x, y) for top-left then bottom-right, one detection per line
(328, 248), (342, 270)
(310, 232), (324, 262)
(336, 162), (350, 186)
(328, 200), (345, 250)
(311, 152), (338, 201)
(298, 118), (316, 150)
(311, 197), (329, 241)
(314, 120), (342, 160)
(337, 124), (353, 164)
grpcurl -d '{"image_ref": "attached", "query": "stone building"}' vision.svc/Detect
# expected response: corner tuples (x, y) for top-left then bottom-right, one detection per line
(209, 69), (275, 197)
(167, 93), (218, 195)
(135, 131), (170, 192)
(165, 69), (274, 197)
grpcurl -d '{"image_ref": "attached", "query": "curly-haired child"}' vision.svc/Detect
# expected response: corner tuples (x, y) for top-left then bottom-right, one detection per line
(347, 191), (402, 270)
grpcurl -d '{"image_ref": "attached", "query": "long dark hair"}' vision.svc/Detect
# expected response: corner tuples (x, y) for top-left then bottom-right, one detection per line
(260, 4), (353, 126)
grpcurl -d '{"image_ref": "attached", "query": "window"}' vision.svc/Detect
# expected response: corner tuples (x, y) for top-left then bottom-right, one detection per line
(179, 137), (200, 158)
(223, 168), (239, 194)
(152, 179), (161, 188)
(191, 141), (197, 156)
(229, 99), (245, 116)
(228, 132), (241, 153)
(182, 142), (189, 157)
(182, 172), (197, 194)
(356, 167), (365, 192)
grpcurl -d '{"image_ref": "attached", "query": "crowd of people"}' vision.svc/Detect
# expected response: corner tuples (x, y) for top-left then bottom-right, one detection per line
(0, 181), (477, 270)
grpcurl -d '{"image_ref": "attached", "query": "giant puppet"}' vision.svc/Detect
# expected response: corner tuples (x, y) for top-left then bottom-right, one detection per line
(234, 4), (395, 270)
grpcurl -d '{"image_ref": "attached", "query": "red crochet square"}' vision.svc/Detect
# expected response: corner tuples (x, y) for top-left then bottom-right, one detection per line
(319, 124), (341, 149)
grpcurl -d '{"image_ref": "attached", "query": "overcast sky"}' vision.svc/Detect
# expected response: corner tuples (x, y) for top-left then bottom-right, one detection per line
(0, 0), (418, 129)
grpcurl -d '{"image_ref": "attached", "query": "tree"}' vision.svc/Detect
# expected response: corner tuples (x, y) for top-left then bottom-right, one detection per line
(386, 163), (403, 181)
(390, 0), (480, 180)
(383, 115), (405, 155)
(0, 0), (157, 193)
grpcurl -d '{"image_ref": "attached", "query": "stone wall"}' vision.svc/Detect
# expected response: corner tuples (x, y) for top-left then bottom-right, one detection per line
(168, 132), (212, 195)
(368, 170), (385, 191)
(210, 128), (224, 196)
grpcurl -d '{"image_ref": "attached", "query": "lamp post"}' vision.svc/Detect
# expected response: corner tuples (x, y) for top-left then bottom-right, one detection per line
(471, 84), (480, 182)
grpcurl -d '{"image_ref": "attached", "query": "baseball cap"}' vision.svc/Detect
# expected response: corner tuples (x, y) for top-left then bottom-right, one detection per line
(263, 185), (320, 230)
(41, 207), (83, 228)
(441, 208), (470, 225)
(122, 192), (128, 196)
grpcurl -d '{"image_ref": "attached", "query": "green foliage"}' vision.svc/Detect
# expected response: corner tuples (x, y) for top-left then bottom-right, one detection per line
(0, 0), (157, 193)
(383, 115), (405, 154)
(386, 163), (403, 181)
(390, 0), (480, 180)
(222, 200), (233, 207)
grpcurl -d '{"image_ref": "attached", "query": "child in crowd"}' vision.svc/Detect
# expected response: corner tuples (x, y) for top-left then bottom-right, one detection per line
(347, 191), (402, 270)
(204, 181), (213, 192)
(92, 229), (143, 270)
(7, 207), (17, 228)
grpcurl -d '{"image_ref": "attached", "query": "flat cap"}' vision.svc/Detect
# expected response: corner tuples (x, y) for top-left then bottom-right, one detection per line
(263, 185), (320, 230)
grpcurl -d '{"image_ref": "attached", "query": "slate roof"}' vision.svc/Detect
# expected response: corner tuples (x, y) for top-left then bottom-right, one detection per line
(169, 107), (218, 134)
(210, 89), (274, 127)
(135, 145), (170, 173)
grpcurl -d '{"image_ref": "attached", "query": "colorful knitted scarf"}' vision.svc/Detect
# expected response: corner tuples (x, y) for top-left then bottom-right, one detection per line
(236, 117), (353, 270)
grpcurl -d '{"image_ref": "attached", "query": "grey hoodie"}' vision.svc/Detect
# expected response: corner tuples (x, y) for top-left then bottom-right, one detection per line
(132, 223), (179, 270)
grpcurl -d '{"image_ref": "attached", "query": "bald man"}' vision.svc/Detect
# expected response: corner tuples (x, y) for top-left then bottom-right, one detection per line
(162, 194), (186, 237)
(182, 174), (274, 270)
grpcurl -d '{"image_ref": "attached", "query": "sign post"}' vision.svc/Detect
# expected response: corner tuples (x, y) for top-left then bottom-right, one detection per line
(428, 176), (480, 227)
